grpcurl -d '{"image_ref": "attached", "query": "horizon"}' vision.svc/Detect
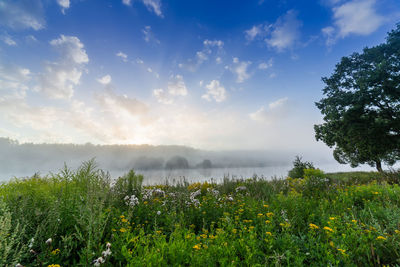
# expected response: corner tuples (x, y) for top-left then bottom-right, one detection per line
(1, 0), (399, 155)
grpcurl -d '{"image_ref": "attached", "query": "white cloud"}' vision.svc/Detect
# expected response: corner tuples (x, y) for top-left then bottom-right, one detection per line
(147, 67), (153, 73)
(203, 39), (224, 48)
(122, 0), (132, 6)
(202, 80), (226, 103)
(153, 88), (173, 104)
(0, 0), (45, 31)
(180, 39), (224, 71)
(168, 75), (187, 96)
(142, 25), (160, 44)
(0, 64), (31, 96)
(249, 97), (289, 123)
(37, 35), (89, 99)
(1, 35), (17, 46)
(136, 58), (144, 64)
(333, 0), (383, 37)
(97, 75), (111, 85)
(230, 58), (252, 83)
(141, 0), (163, 17)
(258, 59), (273, 70)
(265, 10), (302, 51)
(56, 0), (70, 14)
(116, 51), (128, 62)
(322, 0), (384, 46)
(245, 25), (264, 41)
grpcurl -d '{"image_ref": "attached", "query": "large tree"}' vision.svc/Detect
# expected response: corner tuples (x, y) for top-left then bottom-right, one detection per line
(314, 24), (400, 172)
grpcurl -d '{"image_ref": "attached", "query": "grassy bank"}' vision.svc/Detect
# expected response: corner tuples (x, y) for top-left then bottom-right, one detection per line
(1, 160), (400, 266)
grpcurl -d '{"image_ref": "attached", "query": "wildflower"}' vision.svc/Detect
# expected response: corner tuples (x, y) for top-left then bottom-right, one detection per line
(190, 224), (195, 228)
(329, 241), (334, 247)
(329, 217), (335, 220)
(238, 209), (244, 213)
(249, 226), (255, 230)
(265, 232), (272, 236)
(200, 234), (207, 239)
(28, 238), (34, 249)
(185, 234), (192, 239)
(156, 230), (162, 234)
(157, 211), (161, 215)
(266, 212), (274, 217)
(376, 236), (386, 241)
(51, 248), (60, 255)
(257, 213), (264, 217)
(209, 234), (215, 239)
(102, 248), (112, 258)
(119, 228), (127, 233)
(15, 264), (24, 267)
(121, 218), (128, 223)
(323, 226), (334, 233)
(309, 223), (319, 230)
(351, 220), (357, 223)
(263, 204), (269, 208)
(265, 220), (271, 224)
(337, 248), (346, 254)
(46, 238), (52, 245)
(93, 257), (105, 266)
(193, 244), (201, 250)
(372, 191), (379, 195)
(47, 265), (61, 267)
(395, 230), (400, 234)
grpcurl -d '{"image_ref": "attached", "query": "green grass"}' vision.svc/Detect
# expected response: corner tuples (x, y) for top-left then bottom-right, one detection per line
(1, 161), (400, 266)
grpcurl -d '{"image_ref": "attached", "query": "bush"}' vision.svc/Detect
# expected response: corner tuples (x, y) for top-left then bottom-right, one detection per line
(288, 156), (315, 178)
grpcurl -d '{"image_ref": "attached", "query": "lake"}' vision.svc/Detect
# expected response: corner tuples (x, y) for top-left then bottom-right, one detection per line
(0, 162), (376, 185)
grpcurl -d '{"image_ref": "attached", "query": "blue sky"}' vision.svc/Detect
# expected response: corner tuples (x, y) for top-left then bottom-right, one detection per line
(0, 0), (399, 153)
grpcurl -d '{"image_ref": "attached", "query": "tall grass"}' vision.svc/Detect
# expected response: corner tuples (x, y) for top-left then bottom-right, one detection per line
(0, 161), (400, 266)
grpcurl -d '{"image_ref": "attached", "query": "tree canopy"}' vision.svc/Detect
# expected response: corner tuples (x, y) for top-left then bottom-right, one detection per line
(314, 24), (400, 172)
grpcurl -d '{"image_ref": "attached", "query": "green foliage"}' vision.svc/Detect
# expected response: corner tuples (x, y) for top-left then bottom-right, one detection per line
(288, 156), (315, 178)
(315, 24), (400, 172)
(1, 162), (400, 266)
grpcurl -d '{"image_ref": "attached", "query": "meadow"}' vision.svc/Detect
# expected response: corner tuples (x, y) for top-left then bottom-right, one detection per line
(1, 160), (400, 266)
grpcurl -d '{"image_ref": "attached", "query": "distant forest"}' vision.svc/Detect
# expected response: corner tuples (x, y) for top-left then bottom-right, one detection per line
(0, 138), (293, 176)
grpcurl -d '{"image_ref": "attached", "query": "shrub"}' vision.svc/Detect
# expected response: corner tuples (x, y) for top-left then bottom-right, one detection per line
(288, 156), (315, 178)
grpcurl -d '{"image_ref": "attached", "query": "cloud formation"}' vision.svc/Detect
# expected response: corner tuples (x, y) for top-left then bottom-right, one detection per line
(322, 0), (384, 46)
(202, 80), (227, 103)
(245, 10), (302, 51)
(37, 35), (89, 99)
(0, 0), (45, 31)
(230, 57), (252, 83)
(97, 75), (112, 85)
(249, 97), (289, 124)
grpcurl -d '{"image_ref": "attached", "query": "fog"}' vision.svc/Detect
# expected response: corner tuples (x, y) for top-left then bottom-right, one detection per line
(0, 137), (375, 182)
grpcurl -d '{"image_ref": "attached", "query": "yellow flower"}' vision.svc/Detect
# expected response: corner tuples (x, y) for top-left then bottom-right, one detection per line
(265, 220), (271, 224)
(265, 232), (272, 236)
(144, 201), (148, 205)
(376, 236), (386, 241)
(309, 223), (319, 230)
(257, 213), (264, 217)
(238, 209), (244, 213)
(266, 212), (274, 217)
(190, 224), (195, 228)
(232, 229), (237, 234)
(372, 191), (379, 195)
(48, 265), (61, 267)
(337, 248), (346, 254)
(329, 217), (335, 220)
(185, 234), (192, 239)
(323, 226), (334, 233)
(351, 219), (357, 223)
(193, 244), (201, 250)
(121, 218), (128, 223)
(51, 248), (60, 255)
(209, 234), (215, 239)
(120, 215), (125, 219)
(263, 204), (269, 208)
(200, 234), (207, 239)
(395, 230), (400, 234)
(156, 230), (162, 234)
(249, 226), (255, 230)
(119, 228), (127, 233)
(329, 241), (334, 247)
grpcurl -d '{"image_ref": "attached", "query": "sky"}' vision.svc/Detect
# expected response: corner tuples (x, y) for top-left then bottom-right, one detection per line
(0, 0), (399, 152)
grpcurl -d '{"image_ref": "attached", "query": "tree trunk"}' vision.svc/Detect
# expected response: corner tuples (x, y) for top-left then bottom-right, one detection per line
(375, 160), (383, 172)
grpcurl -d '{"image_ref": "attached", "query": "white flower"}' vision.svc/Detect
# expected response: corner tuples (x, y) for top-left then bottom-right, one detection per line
(28, 238), (34, 248)
(156, 210), (161, 215)
(45, 238), (52, 245)
(15, 264), (24, 267)
(102, 248), (112, 258)
(106, 242), (111, 249)
(125, 195), (139, 207)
